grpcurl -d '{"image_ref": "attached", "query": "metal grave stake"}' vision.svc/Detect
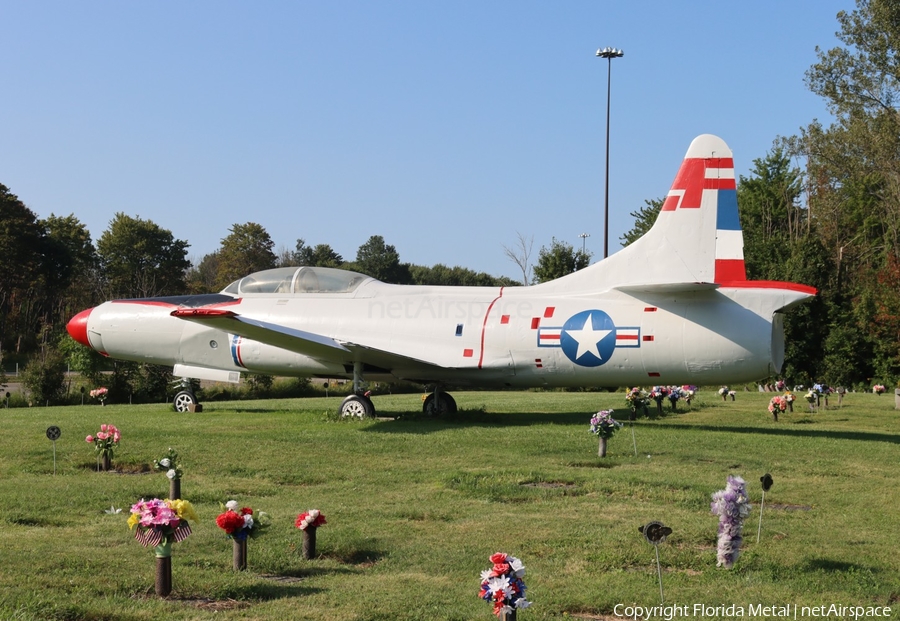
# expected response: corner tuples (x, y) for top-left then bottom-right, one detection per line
(46, 426), (61, 475)
(639, 521), (672, 605)
(757, 473), (774, 543)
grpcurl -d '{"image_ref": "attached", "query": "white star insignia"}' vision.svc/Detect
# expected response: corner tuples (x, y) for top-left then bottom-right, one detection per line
(565, 313), (612, 360)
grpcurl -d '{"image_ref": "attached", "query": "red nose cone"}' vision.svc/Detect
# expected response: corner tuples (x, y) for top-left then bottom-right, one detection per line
(67, 307), (94, 348)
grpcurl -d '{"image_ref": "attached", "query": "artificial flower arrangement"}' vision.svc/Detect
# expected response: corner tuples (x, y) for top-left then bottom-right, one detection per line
(295, 509), (327, 530)
(767, 395), (787, 421)
(128, 497), (197, 549)
(775, 379), (786, 391)
(589, 409), (622, 439)
(624, 387), (650, 415)
(86, 423), (120, 469)
(873, 384), (886, 394)
(667, 385), (682, 409)
(718, 386), (729, 401)
(216, 500), (269, 540)
(478, 552), (531, 618)
(154, 447), (183, 480)
(804, 390), (818, 404)
(680, 385), (696, 406)
(728, 390), (736, 401)
(710, 475), (751, 569)
(89, 386), (108, 404)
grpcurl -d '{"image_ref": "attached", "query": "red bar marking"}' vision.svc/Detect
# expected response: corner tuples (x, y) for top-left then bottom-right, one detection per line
(463, 349), (474, 358)
(543, 307), (555, 318)
(643, 335), (655, 342)
(661, 194), (680, 211)
(171, 308), (239, 318)
(534, 359), (543, 368)
(648, 372), (661, 377)
(616, 334), (639, 341)
(644, 307), (657, 312)
(531, 317), (540, 329)
(714, 258), (747, 283)
(541, 334), (561, 341)
(500, 315), (510, 324)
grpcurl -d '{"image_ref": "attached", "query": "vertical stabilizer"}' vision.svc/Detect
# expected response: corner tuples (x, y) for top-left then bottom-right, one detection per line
(662, 134), (747, 283)
(542, 134), (746, 292)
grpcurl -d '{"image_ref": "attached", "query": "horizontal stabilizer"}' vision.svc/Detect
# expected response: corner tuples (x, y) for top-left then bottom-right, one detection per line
(614, 282), (720, 294)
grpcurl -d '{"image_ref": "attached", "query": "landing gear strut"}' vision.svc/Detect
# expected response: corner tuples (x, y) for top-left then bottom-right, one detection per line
(337, 362), (375, 417)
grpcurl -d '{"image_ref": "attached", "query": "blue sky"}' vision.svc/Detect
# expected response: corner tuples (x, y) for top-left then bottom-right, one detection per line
(2, 1), (848, 281)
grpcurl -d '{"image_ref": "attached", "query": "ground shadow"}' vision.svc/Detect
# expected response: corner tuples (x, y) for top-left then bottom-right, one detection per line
(649, 422), (900, 445)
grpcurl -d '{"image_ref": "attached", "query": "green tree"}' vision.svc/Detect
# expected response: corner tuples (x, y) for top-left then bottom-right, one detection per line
(0, 184), (45, 353)
(293, 239), (344, 268)
(40, 214), (98, 326)
(353, 235), (411, 284)
(215, 223), (277, 289)
(21, 335), (68, 405)
(186, 251), (221, 293)
(96, 213), (190, 298)
(532, 238), (591, 284)
(620, 198), (664, 247)
(738, 150), (805, 280)
(408, 263), (517, 287)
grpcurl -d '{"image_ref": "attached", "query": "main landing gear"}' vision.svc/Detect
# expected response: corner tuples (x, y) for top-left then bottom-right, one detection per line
(422, 388), (457, 416)
(339, 362), (376, 418)
(339, 393), (375, 417)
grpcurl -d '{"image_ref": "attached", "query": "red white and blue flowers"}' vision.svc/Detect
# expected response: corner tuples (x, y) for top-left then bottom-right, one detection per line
(479, 552), (531, 617)
(710, 476), (751, 569)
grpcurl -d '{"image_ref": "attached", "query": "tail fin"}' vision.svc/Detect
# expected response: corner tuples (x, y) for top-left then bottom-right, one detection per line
(543, 134), (743, 292)
(660, 134), (746, 284)
(540, 134), (815, 300)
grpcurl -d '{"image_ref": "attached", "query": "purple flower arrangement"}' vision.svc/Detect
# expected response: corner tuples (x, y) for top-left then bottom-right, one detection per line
(710, 475), (752, 568)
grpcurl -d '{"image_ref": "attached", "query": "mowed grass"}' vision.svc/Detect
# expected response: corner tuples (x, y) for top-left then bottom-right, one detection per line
(1, 390), (898, 620)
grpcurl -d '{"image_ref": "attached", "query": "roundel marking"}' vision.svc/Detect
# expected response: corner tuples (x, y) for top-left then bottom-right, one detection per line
(560, 309), (617, 367)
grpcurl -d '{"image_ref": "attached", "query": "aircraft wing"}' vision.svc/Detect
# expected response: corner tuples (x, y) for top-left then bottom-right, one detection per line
(170, 308), (446, 373)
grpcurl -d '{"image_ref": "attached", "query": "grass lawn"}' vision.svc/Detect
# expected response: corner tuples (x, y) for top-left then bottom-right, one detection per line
(0, 389), (898, 620)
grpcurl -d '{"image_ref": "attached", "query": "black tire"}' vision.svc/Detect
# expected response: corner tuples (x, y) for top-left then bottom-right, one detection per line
(339, 394), (375, 418)
(173, 390), (197, 413)
(422, 392), (457, 416)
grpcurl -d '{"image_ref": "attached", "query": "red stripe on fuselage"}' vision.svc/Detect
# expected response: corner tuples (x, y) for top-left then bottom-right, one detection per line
(477, 287), (505, 370)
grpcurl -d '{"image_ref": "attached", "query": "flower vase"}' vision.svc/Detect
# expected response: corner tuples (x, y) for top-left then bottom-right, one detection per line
(500, 608), (517, 621)
(787, 401), (793, 412)
(233, 537), (247, 571)
(598, 436), (608, 458)
(169, 478), (181, 500)
(155, 538), (172, 596)
(101, 453), (112, 472)
(302, 526), (317, 559)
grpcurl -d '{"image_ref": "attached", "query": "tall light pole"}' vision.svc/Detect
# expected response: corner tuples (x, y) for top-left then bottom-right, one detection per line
(596, 46), (623, 259)
(578, 232), (590, 254)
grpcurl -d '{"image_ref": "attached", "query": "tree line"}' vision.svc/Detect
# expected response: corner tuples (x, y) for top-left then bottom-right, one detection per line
(2, 0), (898, 400)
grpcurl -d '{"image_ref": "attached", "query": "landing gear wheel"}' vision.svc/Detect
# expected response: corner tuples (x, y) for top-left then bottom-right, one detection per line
(173, 390), (199, 413)
(423, 392), (457, 416)
(339, 394), (375, 418)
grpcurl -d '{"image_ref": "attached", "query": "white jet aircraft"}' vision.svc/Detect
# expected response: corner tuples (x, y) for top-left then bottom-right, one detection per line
(67, 134), (816, 416)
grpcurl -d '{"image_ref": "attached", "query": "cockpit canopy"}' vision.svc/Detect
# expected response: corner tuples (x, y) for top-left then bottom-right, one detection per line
(221, 266), (372, 296)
